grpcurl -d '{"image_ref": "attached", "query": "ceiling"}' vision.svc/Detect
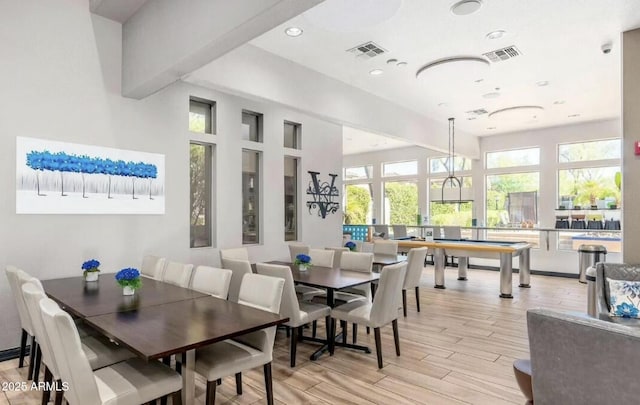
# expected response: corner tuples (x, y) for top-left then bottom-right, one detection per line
(90, 0), (148, 23)
(250, 0), (640, 136)
(343, 126), (412, 155)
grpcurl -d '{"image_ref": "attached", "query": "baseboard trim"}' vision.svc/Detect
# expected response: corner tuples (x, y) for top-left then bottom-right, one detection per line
(0, 345), (30, 363)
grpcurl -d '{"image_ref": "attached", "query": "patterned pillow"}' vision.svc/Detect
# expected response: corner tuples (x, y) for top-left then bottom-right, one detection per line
(607, 278), (640, 318)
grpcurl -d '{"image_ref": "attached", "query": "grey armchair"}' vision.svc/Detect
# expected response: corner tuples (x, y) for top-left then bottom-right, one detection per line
(595, 262), (640, 326)
(524, 308), (640, 405)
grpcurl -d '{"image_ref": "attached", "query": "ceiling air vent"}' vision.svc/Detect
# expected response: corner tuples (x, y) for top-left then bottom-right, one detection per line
(347, 41), (387, 59)
(466, 108), (489, 116)
(483, 45), (521, 63)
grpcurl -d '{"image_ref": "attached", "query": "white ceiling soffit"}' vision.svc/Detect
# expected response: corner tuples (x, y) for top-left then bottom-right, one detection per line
(250, 0), (640, 136)
(90, 0), (149, 23)
(343, 126), (413, 155)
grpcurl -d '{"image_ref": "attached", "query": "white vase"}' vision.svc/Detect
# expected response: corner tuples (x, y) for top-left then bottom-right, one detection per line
(122, 286), (135, 296)
(298, 264), (309, 271)
(85, 272), (99, 282)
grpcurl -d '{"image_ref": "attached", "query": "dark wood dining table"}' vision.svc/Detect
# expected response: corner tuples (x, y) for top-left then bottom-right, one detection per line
(372, 254), (406, 267)
(42, 276), (288, 404)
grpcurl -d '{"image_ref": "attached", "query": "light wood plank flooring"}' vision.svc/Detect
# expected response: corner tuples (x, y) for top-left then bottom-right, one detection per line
(1, 266), (586, 404)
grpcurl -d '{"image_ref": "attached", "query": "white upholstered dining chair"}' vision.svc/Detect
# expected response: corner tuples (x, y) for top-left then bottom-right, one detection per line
(219, 247), (249, 263)
(190, 266), (232, 299)
(335, 252), (374, 302)
(373, 240), (399, 256)
(288, 243), (310, 263)
(330, 262), (407, 369)
(5, 266), (36, 379)
(256, 263), (331, 367)
(309, 248), (334, 268)
(194, 273), (284, 405)
(326, 246), (349, 269)
(39, 298), (183, 405)
(141, 255), (167, 280)
(162, 261), (194, 287)
(402, 247), (428, 317)
(220, 258), (253, 302)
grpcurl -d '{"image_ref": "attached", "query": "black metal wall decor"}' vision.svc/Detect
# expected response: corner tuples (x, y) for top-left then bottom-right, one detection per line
(306, 171), (339, 218)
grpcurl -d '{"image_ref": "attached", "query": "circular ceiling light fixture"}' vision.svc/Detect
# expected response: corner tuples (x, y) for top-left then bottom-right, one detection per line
(438, 102), (448, 107)
(536, 80), (549, 87)
(284, 27), (303, 37)
(486, 30), (506, 40)
(451, 0), (483, 16)
(489, 106), (544, 121)
(416, 56), (489, 83)
(386, 58), (398, 64)
(397, 61), (408, 67)
(553, 100), (566, 105)
(369, 69), (384, 76)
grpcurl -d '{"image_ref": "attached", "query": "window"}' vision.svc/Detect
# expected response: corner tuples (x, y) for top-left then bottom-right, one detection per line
(284, 156), (298, 241)
(429, 202), (473, 226)
(189, 98), (215, 134)
(284, 121), (301, 149)
(344, 184), (372, 224)
(559, 139), (621, 163)
(486, 148), (540, 169)
(241, 110), (263, 142)
(242, 150), (260, 244)
(430, 156), (471, 174)
(383, 160), (418, 177)
(558, 166), (620, 208)
(384, 181), (419, 225)
(190, 143), (212, 248)
(345, 166), (373, 180)
(486, 172), (539, 226)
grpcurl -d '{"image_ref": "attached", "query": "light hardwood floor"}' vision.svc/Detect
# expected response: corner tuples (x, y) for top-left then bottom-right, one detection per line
(1, 266), (586, 404)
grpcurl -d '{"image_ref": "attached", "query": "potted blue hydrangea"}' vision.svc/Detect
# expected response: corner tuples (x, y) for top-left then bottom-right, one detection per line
(345, 241), (356, 251)
(294, 254), (312, 271)
(82, 259), (100, 282)
(115, 268), (142, 295)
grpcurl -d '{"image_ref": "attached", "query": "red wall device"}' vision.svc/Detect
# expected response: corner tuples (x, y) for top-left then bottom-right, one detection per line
(636, 141), (640, 156)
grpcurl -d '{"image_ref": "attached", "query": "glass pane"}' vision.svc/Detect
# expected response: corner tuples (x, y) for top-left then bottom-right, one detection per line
(284, 157), (298, 241)
(558, 166), (620, 208)
(344, 184), (372, 224)
(486, 172), (539, 226)
(384, 181), (418, 225)
(429, 177), (472, 188)
(345, 166), (373, 180)
(242, 110), (262, 142)
(558, 139), (621, 162)
(284, 121), (300, 149)
(557, 230), (621, 252)
(486, 148), (540, 169)
(429, 201), (473, 226)
(486, 229), (540, 249)
(190, 143), (212, 248)
(383, 161), (418, 177)
(242, 150), (260, 244)
(430, 156), (472, 173)
(189, 99), (214, 134)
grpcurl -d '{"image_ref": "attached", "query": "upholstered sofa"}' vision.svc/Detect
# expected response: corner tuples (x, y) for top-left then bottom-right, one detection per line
(595, 262), (640, 326)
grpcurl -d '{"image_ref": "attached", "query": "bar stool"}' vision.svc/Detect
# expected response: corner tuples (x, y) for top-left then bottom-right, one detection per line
(570, 214), (586, 229)
(555, 216), (569, 229)
(587, 220), (603, 229)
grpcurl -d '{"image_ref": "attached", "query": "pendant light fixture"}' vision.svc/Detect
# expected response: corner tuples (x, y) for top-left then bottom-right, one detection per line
(440, 117), (462, 203)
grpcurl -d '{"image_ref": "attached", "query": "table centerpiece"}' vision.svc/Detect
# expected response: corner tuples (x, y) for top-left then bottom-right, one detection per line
(82, 259), (100, 282)
(345, 241), (356, 251)
(115, 267), (142, 295)
(294, 254), (312, 271)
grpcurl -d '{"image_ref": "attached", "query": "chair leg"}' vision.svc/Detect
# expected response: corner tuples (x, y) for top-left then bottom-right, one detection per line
(264, 362), (274, 405)
(33, 345), (42, 383)
(285, 326), (290, 338)
(28, 337), (36, 380)
(392, 319), (400, 356)
(206, 379), (217, 405)
(162, 356), (170, 366)
(312, 320), (317, 338)
(235, 373), (242, 395)
(325, 315), (331, 340)
(19, 329), (27, 368)
(352, 324), (358, 344)
(402, 289), (407, 317)
(171, 390), (183, 405)
(54, 380), (63, 405)
(160, 393), (167, 405)
(374, 327), (383, 369)
(298, 326), (304, 341)
(329, 319), (336, 355)
(290, 327), (298, 367)
(341, 320), (347, 343)
(366, 326), (370, 334)
(41, 366), (52, 405)
(415, 286), (420, 312)
(176, 360), (182, 375)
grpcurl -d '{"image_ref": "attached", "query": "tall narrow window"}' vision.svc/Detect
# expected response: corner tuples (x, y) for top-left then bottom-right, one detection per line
(242, 150), (261, 244)
(241, 110), (263, 142)
(189, 98), (216, 134)
(190, 143), (212, 248)
(284, 157), (298, 241)
(284, 121), (301, 149)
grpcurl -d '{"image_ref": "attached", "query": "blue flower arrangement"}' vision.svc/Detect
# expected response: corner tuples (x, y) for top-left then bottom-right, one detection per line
(294, 254), (311, 266)
(345, 241), (356, 251)
(82, 259), (100, 279)
(115, 268), (142, 290)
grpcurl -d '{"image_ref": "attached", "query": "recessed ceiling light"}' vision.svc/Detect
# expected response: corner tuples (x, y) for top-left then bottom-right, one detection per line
(486, 30), (506, 40)
(536, 80), (549, 87)
(553, 100), (566, 105)
(487, 127), (496, 130)
(284, 27), (303, 37)
(483, 92), (500, 99)
(396, 61), (408, 67)
(369, 69), (384, 76)
(386, 58), (398, 64)
(438, 102), (448, 107)
(467, 117), (477, 120)
(568, 114), (581, 118)
(475, 79), (484, 83)
(451, 0), (483, 16)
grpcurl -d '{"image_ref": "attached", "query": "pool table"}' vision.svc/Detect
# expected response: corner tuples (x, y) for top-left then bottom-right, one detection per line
(396, 238), (532, 298)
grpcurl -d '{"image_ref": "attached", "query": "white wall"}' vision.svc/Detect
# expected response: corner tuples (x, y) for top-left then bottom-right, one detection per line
(0, 1), (342, 350)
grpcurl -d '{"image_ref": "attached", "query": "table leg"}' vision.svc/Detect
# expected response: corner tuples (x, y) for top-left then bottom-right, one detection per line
(182, 350), (195, 404)
(457, 257), (468, 280)
(434, 248), (446, 289)
(499, 252), (514, 298)
(518, 249), (531, 288)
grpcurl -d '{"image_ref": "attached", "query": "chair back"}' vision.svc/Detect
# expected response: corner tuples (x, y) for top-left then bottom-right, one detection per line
(219, 248), (249, 262)
(255, 263), (301, 325)
(596, 262), (640, 314)
(221, 258), (253, 302)
(528, 308), (640, 404)
(373, 240), (398, 256)
(234, 274), (284, 356)
(309, 249), (334, 268)
(326, 247), (349, 269)
(5, 266), (34, 335)
(356, 241), (374, 253)
(288, 244), (310, 263)
(39, 297), (101, 405)
(162, 261), (194, 287)
(373, 225), (390, 239)
(22, 281), (60, 379)
(340, 252), (373, 273)
(370, 263), (407, 327)
(404, 248), (428, 289)
(442, 226), (462, 240)
(190, 266), (232, 299)
(392, 225), (407, 239)
(141, 255), (166, 279)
